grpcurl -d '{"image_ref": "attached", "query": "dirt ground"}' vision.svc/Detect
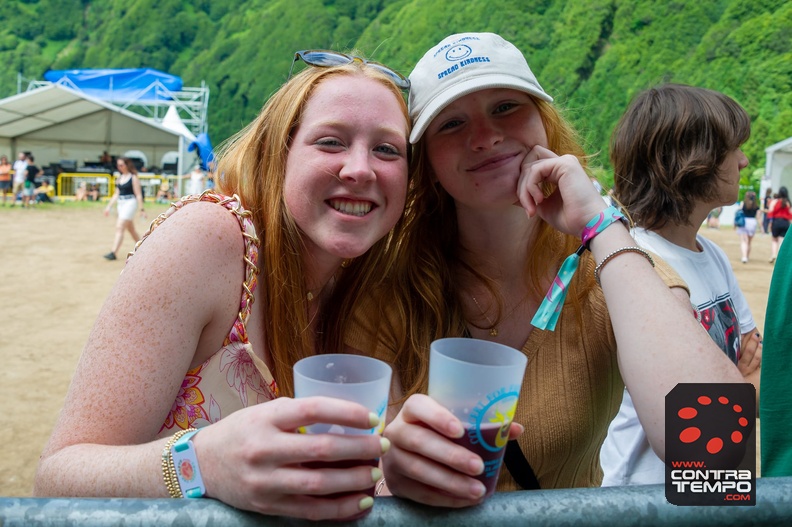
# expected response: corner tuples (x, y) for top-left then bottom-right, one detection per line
(0, 202), (775, 496)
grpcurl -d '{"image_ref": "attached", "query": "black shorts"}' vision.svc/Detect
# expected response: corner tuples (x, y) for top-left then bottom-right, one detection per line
(771, 218), (790, 238)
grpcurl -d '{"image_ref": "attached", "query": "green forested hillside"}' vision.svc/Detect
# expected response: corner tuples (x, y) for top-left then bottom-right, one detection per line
(1, 0), (790, 186)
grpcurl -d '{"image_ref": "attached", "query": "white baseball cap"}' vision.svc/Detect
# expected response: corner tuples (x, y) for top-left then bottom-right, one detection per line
(408, 32), (553, 144)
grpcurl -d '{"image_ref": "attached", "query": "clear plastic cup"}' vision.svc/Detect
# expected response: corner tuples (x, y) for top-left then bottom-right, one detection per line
(429, 338), (528, 498)
(293, 354), (392, 503)
(293, 354), (392, 435)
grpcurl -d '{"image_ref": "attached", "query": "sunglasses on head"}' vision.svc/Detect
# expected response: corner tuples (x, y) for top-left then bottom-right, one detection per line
(289, 49), (410, 91)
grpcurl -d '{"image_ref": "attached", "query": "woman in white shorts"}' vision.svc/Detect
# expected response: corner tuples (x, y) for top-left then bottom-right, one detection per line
(189, 165), (205, 195)
(103, 157), (146, 260)
(737, 190), (760, 263)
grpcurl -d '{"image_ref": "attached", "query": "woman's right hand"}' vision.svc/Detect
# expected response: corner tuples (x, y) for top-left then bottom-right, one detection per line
(381, 394), (522, 507)
(196, 396), (388, 521)
(516, 145), (607, 238)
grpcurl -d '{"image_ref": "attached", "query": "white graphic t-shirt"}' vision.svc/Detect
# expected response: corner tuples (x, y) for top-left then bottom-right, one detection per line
(600, 228), (754, 486)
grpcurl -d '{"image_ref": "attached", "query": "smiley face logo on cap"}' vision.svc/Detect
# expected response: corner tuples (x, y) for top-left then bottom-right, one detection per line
(446, 45), (472, 61)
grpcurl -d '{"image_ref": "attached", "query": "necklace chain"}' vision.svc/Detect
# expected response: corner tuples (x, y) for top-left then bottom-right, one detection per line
(470, 292), (529, 337)
(470, 294), (499, 336)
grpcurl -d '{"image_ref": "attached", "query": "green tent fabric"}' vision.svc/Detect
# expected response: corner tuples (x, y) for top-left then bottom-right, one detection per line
(760, 236), (792, 476)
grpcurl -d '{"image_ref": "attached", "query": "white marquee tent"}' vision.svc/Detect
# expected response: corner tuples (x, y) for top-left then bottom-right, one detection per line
(766, 136), (792, 193)
(0, 83), (194, 175)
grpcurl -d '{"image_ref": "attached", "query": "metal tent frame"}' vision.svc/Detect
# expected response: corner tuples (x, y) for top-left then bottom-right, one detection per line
(18, 72), (209, 137)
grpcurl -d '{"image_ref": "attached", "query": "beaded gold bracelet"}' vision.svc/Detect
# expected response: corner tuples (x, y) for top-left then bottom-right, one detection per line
(161, 428), (196, 498)
(594, 246), (655, 285)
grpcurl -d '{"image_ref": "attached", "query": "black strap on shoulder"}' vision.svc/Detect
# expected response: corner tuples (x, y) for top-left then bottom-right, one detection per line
(504, 440), (541, 490)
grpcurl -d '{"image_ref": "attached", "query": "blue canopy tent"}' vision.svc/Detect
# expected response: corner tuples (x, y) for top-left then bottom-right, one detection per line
(4, 68), (211, 177)
(35, 69), (211, 176)
(0, 84), (190, 177)
(43, 68), (183, 103)
(188, 133), (216, 171)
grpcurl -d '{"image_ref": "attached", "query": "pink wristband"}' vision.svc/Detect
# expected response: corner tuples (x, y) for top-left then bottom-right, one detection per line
(581, 206), (627, 247)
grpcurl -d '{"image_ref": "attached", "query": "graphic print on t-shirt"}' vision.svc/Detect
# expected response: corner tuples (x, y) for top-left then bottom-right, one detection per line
(695, 293), (739, 364)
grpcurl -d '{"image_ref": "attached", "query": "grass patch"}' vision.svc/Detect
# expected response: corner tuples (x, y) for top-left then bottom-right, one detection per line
(0, 198), (173, 216)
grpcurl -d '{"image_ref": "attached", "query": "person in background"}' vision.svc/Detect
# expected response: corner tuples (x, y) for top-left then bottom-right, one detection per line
(761, 219), (792, 476)
(74, 181), (89, 201)
(335, 33), (745, 505)
(155, 180), (174, 203)
(11, 152), (27, 206)
(762, 187), (774, 235)
(89, 183), (101, 201)
(0, 155), (12, 205)
(186, 165), (205, 195)
(737, 190), (760, 263)
(706, 207), (722, 228)
(602, 84), (761, 486)
(34, 179), (55, 203)
(102, 157), (146, 260)
(22, 153), (40, 208)
(35, 50), (411, 521)
(100, 150), (112, 169)
(768, 186), (792, 263)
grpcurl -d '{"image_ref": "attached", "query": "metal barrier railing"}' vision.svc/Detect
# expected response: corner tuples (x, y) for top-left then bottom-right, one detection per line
(55, 173), (184, 202)
(2, 477), (791, 526)
(56, 173), (113, 201)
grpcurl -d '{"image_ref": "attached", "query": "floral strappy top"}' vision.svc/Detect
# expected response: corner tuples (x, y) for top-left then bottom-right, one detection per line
(129, 192), (278, 438)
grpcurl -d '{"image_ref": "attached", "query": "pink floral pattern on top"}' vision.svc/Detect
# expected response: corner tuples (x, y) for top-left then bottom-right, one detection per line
(219, 341), (275, 407)
(128, 192), (278, 438)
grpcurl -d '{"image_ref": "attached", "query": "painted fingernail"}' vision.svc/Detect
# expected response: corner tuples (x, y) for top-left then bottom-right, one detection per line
(359, 497), (374, 511)
(371, 467), (383, 483)
(380, 437), (391, 454)
(368, 412), (380, 428)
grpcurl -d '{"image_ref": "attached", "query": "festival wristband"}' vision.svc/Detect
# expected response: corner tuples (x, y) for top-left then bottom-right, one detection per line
(531, 244), (586, 331)
(580, 206), (627, 247)
(171, 429), (206, 498)
(531, 206), (628, 332)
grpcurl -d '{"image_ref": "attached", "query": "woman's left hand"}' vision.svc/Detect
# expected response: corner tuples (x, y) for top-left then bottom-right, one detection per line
(738, 330), (762, 377)
(516, 145), (607, 237)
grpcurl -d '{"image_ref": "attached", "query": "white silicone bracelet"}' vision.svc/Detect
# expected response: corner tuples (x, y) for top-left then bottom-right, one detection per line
(171, 429), (206, 498)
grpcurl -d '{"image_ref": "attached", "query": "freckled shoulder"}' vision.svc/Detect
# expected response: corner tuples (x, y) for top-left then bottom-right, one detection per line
(127, 197), (249, 276)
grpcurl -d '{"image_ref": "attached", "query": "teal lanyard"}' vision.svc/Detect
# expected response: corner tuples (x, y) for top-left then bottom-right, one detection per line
(531, 244), (586, 331)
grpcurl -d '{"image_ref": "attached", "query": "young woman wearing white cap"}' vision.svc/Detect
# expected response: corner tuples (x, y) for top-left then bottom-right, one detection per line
(336, 32), (746, 506)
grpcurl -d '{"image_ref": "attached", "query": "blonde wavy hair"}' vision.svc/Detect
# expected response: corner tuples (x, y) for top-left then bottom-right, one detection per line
(214, 61), (409, 397)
